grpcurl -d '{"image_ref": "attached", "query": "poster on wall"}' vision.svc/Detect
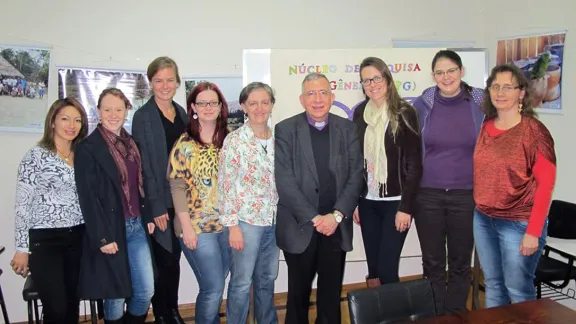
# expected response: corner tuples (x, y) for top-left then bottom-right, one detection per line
(184, 77), (244, 131)
(497, 31), (566, 114)
(0, 44), (51, 132)
(58, 68), (151, 134)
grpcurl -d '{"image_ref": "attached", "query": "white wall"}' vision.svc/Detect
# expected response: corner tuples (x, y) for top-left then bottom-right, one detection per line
(0, 0), (487, 322)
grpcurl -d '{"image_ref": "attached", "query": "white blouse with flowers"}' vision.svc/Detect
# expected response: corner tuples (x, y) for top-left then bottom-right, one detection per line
(218, 123), (278, 227)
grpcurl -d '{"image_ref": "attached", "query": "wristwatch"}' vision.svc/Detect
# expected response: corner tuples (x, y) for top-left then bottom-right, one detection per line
(332, 211), (343, 223)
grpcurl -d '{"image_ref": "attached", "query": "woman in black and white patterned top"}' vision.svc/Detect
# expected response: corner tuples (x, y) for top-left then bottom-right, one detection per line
(10, 97), (88, 324)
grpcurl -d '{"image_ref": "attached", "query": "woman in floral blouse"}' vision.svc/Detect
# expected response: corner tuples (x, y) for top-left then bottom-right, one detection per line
(218, 82), (279, 324)
(168, 81), (230, 324)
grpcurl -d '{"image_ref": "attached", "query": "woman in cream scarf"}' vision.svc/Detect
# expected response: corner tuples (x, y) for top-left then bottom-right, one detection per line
(352, 56), (422, 288)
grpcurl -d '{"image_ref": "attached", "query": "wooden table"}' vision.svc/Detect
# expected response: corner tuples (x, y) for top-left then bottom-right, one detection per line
(411, 298), (576, 323)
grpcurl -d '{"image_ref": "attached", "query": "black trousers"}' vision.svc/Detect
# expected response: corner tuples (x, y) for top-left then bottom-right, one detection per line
(413, 188), (475, 315)
(283, 230), (346, 324)
(28, 224), (85, 324)
(151, 208), (182, 316)
(358, 198), (407, 284)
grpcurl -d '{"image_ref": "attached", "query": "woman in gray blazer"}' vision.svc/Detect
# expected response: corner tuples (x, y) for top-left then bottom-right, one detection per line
(132, 56), (189, 324)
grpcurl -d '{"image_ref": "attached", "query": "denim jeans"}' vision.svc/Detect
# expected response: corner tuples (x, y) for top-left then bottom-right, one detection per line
(180, 230), (230, 324)
(473, 209), (547, 308)
(104, 217), (155, 320)
(226, 222), (279, 324)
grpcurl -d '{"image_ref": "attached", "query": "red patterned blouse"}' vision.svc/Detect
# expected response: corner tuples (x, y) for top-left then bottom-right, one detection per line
(473, 116), (556, 237)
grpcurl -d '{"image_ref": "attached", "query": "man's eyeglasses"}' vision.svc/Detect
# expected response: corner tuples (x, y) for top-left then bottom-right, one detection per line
(195, 101), (220, 107)
(488, 85), (521, 93)
(304, 90), (330, 97)
(361, 75), (384, 86)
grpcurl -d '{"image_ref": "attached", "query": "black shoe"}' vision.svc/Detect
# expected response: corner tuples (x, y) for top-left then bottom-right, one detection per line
(154, 315), (170, 324)
(169, 309), (186, 324)
(104, 316), (124, 324)
(125, 311), (148, 324)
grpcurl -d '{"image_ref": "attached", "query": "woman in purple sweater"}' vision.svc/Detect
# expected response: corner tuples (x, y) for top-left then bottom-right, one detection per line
(412, 50), (484, 315)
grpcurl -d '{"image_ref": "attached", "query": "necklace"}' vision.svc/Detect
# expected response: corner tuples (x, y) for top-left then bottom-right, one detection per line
(56, 148), (72, 162)
(258, 139), (268, 154)
(252, 127), (271, 155)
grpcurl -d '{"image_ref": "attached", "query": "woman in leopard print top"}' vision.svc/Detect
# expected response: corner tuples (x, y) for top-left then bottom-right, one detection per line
(168, 81), (230, 324)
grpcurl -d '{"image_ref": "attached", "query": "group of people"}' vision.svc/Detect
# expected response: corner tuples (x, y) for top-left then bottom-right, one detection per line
(0, 75), (45, 98)
(9, 49), (556, 324)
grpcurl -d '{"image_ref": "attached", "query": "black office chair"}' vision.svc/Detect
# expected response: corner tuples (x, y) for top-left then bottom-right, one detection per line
(0, 246), (10, 324)
(546, 200), (576, 239)
(534, 200), (576, 299)
(23, 275), (100, 324)
(347, 278), (436, 324)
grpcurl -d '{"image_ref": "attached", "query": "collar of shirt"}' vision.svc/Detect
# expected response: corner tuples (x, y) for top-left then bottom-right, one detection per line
(306, 113), (328, 130)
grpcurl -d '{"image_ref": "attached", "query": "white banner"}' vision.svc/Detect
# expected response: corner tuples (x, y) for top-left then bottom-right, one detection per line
(269, 48), (442, 125)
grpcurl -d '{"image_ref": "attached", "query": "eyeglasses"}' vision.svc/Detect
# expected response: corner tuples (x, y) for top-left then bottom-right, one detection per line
(304, 90), (330, 97)
(195, 101), (220, 107)
(361, 75), (384, 86)
(433, 67), (460, 77)
(488, 85), (521, 93)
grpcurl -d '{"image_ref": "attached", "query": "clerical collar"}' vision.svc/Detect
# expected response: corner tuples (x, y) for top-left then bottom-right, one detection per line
(306, 113), (329, 131)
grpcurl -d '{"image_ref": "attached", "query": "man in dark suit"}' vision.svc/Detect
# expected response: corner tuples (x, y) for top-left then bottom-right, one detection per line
(274, 72), (364, 323)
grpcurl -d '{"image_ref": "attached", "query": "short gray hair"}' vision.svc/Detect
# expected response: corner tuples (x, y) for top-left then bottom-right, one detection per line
(301, 73), (330, 93)
(239, 82), (276, 105)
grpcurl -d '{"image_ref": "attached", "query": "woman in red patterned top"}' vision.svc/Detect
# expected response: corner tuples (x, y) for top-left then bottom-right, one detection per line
(473, 64), (556, 308)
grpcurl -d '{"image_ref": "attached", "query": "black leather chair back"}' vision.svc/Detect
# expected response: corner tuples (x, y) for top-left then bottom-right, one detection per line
(347, 278), (436, 324)
(548, 200), (576, 239)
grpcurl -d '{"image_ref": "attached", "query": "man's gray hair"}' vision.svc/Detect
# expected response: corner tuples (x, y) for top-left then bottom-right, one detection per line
(301, 73), (331, 93)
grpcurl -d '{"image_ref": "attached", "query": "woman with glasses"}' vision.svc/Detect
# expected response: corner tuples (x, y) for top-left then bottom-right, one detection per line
(412, 50), (484, 315)
(352, 57), (422, 288)
(474, 64), (556, 308)
(167, 82), (230, 324)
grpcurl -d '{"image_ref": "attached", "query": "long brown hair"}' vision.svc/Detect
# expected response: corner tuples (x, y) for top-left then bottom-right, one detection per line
(359, 57), (418, 136)
(482, 64), (536, 120)
(186, 82), (229, 148)
(38, 98), (89, 151)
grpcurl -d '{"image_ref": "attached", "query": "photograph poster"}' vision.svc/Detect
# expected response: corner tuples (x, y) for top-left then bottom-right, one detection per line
(58, 67), (151, 134)
(184, 77), (244, 131)
(0, 44), (51, 132)
(497, 31), (566, 113)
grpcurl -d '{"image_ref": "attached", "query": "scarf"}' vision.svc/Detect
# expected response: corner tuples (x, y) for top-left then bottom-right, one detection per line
(98, 125), (145, 215)
(363, 99), (389, 194)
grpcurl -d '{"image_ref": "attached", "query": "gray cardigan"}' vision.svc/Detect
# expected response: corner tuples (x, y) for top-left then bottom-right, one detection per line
(132, 96), (189, 250)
